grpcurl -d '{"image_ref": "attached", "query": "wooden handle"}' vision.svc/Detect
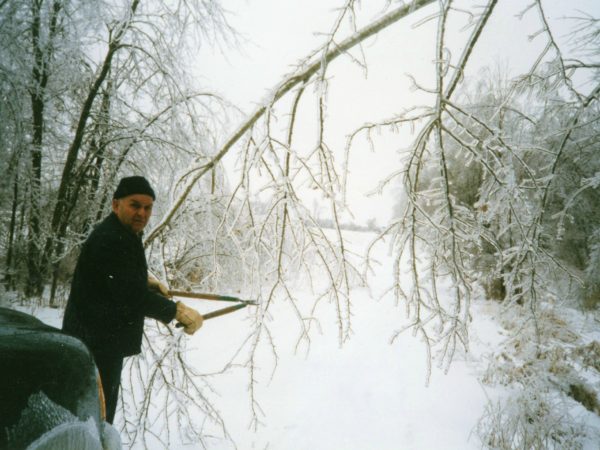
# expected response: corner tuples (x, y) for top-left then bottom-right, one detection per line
(203, 303), (247, 320)
(168, 290), (251, 303)
(175, 303), (247, 327)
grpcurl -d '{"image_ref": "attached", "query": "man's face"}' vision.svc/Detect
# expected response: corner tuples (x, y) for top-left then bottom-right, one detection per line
(111, 194), (154, 234)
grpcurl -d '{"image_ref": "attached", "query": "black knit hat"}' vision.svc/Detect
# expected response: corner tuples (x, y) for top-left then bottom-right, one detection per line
(113, 176), (156, 200)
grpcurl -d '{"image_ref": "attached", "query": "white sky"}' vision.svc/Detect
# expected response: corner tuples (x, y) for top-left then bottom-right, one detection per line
(194, 0), (600, 225)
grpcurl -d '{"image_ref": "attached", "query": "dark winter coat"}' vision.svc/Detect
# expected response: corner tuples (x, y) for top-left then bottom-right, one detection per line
(62, 213), (176, 357)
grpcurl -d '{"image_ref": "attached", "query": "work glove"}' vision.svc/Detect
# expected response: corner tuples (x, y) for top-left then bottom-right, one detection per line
(175, 301), (203, 335)
(148, 275), (170, 297)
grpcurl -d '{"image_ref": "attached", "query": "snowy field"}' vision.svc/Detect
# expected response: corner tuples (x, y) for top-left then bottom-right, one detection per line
(179, 234), (505, 450)
(189, 295), (505, 450)
(11, 230), (600, 449)
(14, 231), (503, 449)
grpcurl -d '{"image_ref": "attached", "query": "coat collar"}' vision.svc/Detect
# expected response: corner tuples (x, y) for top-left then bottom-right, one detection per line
(106, 212), (144, 240)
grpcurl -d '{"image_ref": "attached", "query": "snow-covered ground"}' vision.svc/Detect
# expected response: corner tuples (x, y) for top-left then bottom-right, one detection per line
(195, 300), (504, 450)
(9, 230), (600, 449)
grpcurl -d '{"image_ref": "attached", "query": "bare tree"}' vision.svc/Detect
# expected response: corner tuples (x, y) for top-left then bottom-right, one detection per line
(134, 0), (599, 439)
(0, 0), (234, 297)
(2, 0), (598, 447)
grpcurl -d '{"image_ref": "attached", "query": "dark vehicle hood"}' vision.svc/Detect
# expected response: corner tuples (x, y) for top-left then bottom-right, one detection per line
(0, 307), (102, 448)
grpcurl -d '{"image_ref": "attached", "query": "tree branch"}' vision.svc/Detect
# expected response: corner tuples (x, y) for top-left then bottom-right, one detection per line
(144, 0), (437, 245)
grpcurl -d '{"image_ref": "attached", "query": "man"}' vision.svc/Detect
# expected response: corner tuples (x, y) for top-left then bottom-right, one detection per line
(62, 176), (203, 424)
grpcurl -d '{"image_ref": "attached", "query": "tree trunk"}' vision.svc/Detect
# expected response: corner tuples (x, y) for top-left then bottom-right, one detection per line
(42, 0), (140, 282)
(25, 0), (49, 296)
(25, 0), (63, 296)
(4, 173), (20, 289)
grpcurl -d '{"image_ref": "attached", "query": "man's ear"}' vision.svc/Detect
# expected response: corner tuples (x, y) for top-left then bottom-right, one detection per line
(111, 199), (119, 213)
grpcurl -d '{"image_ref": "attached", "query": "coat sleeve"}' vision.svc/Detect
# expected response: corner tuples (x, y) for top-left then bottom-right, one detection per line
(141, 289), (177, 324)
(83, 231), (177, 325)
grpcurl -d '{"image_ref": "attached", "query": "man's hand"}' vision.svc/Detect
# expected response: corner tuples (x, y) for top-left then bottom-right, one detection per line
(175, 302), (203, 335)
(148, 275), (169, 297)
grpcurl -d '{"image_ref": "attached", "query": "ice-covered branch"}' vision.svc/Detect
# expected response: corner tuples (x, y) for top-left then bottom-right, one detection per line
(145, 0), (437, 245)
